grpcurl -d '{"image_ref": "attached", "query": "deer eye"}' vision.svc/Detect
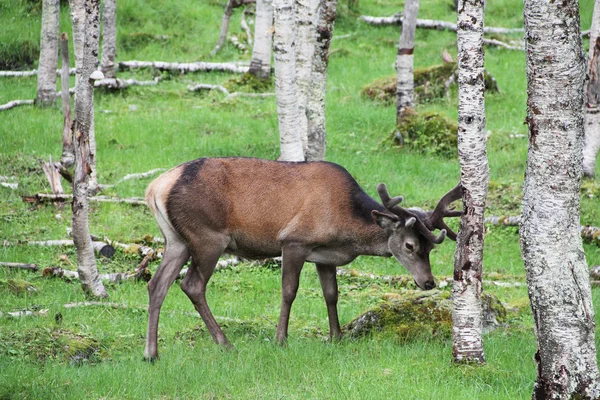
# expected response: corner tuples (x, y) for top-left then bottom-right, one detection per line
(405, 243), (415, 252)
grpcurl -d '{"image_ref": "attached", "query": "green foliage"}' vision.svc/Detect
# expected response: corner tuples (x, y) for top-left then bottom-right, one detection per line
(393, 111), (458, 158)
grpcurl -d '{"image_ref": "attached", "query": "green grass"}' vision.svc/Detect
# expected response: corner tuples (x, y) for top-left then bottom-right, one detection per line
(0, 0), (599, 398)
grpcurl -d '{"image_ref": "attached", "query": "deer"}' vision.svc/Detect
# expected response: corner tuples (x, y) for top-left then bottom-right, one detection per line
(143, 157), (462, 360)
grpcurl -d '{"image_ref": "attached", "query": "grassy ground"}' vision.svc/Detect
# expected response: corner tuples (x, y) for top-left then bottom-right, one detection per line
(0, 0), (598, 398)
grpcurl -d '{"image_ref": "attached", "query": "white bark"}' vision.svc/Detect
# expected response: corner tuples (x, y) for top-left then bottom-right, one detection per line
(70, 0), (98, 193)
(395, 0), (419, 122)
(0, 100), (34, 111)
(71, 0), (107, 299)
(35, 0), (60, 107)
(295, 0), (319, 153)
(305, 0), (336, 161)
(69, 0), (85, 85)
(118, 60), (249, 74)
(360, 14), (523, 34)
(249, 0), (274, 79)
(273, 0), (304, 161)
(521, 0), (600, 397)
(452, 0), (487, 364)
(100, 0), (117, 79)
(60, 33), (74, 167)
(583, 0), (600, 178)
(0, 68), (76, 77)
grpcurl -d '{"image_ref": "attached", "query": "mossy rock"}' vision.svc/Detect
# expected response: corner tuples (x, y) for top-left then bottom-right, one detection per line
(62, 333), (100, 365)
(362, 62), (499, 104)
(344, 291), (506, 341)
(223, 72), (273, 93)
(0, 279), (37, 295)
(392, 111), (458, 158)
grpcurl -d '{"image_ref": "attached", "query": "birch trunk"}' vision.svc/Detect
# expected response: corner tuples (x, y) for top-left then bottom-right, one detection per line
(60, 33), (74, 167)
(273, 0), (304, 161)
(583, 0), (600, 178)
(100, 0), (117, 79)
(452, 0), (487, 364)
(395, 0), (419, 123)
(71, 0), (107, 299)
(70, 0), (98, 192)
(35, 0), (60, 107)
(305, 0), (336, 161)
(249, 0), (274, 79)
(521, 0), (600, 397)
(295, 0), (319, 153)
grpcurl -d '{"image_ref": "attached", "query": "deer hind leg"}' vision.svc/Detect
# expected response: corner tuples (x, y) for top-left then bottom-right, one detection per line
(275, 244), (308, 345)
(180, 237), (230, 347)
(316, 263), (342, 341)
(144, 237), (190, 361)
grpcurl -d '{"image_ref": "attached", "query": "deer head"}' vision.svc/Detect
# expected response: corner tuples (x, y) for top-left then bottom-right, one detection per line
(372, 183), (463, 290)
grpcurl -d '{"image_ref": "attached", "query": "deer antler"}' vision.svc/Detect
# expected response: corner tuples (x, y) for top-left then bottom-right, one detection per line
(425, 183), (463, 241)
(376, 183), (447, 244)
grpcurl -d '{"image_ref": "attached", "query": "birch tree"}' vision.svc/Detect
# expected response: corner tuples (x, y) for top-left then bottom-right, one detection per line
(395, 0), (419, 123)
(295, 0), (319, 153)
(70, 0), (99, 193)
(100, 0), (117, 79)
(273, 0), (304, 161)
(452, 0), (487, 364)
(249, 0), (274, 79)
(305, 0), (337, 161)
(60, 33), (74, 167)
(71, 0), (108, 298)
(521, 0), (600, 396)
(583, 0), (600, 178)
(35, 0), (60, 107)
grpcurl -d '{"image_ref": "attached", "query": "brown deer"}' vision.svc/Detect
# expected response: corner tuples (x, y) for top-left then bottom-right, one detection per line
(143, 157), (462, 360)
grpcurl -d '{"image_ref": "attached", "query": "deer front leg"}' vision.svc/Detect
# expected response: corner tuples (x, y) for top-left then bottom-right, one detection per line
(316, 263), (342, 341)
(275, 244), (308, 345)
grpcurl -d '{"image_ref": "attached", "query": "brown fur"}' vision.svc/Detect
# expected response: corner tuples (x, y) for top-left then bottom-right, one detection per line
(143, 157), (457, 358)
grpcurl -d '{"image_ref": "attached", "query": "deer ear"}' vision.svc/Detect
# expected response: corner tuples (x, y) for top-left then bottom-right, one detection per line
(372, 210), (399, 229)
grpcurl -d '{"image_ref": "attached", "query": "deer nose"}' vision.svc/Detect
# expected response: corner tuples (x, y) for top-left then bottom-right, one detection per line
(424, 281), (436, 290)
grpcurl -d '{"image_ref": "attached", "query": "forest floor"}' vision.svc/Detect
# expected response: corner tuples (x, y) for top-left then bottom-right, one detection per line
(0, 0), (598, 398)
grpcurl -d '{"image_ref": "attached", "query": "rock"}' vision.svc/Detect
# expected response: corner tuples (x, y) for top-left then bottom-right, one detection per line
(344, 290), (506, 341)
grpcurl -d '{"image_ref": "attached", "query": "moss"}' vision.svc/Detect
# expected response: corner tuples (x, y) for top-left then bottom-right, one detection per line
(223, 72), (273, 93)
(0, 328), (100, 365)
(62, 334), (100, 365)
(362, 62), (499, 105)
(344, 290), (506, 341)
(0, 279), (37, 295)
(392, 111), (458, 158)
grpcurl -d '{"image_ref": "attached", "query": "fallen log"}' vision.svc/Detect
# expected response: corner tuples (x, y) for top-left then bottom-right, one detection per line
(188, 83), (275, 101)
(43, 266), (149, 283)
(118, 60), (249, 74)
(0, 262), (39, 271)
(94, 77), (160, 89)
(0, 99), (34, 111)
(483, 38), (524, 51)
(0, 68), (76, 77)
(2, 239), (115, 258)
(22, 193), (146, 206)
(178, 257), (241, 279)
(360, 14), (524, 34)
(98, 168), (165, 190)
(485, 216), (600, 246)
